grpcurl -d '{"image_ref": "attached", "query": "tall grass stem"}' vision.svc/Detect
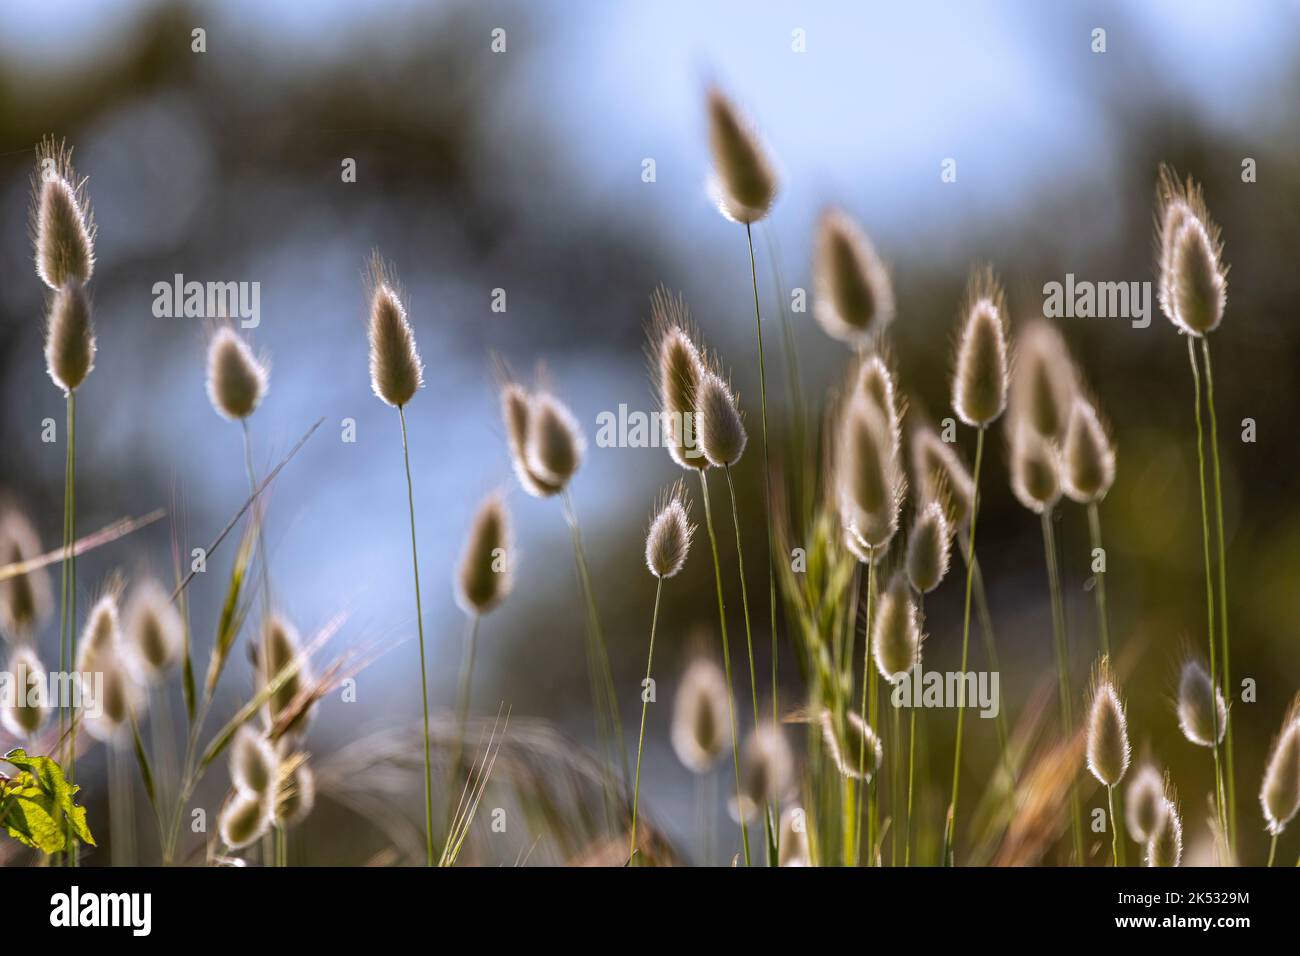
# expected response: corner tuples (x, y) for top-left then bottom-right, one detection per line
(628, 577), (662, 864)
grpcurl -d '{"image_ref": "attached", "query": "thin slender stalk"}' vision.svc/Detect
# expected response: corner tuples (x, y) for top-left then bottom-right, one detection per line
(1107, 785), (1119, 866)
(905, 703), (917, 867)
(1186, 338), (1229, 855)
(56, 391), (73, 866)
(241, 419), (272, 618)
(890, 690), (901, 867)
(944, 425), (985, 866)
(1042, 508), (1084, 864)
(1200, 337), (1236, 849)
(628, 577), (663, 865)
(854, 552), (876, 865)
(969, 555), (1011, 766)
(1086, 501), (1112, 658)
(1267, 833), (1276, 867)
(397, 406), (434, 867)
(698, 470), (751, 866)
(448, 614), (481, 823)
(67, 390), (79, 867)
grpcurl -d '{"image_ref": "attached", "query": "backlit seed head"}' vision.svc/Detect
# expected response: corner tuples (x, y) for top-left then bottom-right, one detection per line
(906, 500), (952, 594)
(206, 326), (268, 420)
(32, 138), (95, 290)
(1126, 764), (1169, 843)
(455, 492), (513, 615)
(1061, 396), (1116, 503)
(813, 208), (895, 348)
(275, 752), (317, 828)
(911, 425), (975, 528)
(219, 792), (273, 850)
(856, 353), (902, 439)
(259, 614), (312, 735)
(1009, 422), (1061, 514)
(838, 397), (905, 552)
(525, 392), (585, 489)
(873, 574), (923, 683)
(1156, 166), (1227, 337)
(230, 725), (278, 798)
(1260, 696), (1300, 836)
(0, 509), (51, 642)
(365, 257), (423, 408)
(1176, 658), (1227, 748)
(1146, 790), (1183, 867)
(731, 725), (794, 822)
(696, 370), (747, 468)
(122, 577), (183, 681)
(645, 482), (694, 579)
(44, 281), (95, 393)
(778, 806), (810, 867)
(650, 289), (708, 470)
(1010, 318), (1075, 440)
(671, 657), (732, 773)
(952, 269), (1010, 427)
(821, 709), (882, 781)
(77, 595), (142, 744)
(500, 382), (563, 497)
(0, 646), (50, 737)
(706, 88), (777, 224)
(1085, 658), (1131, 787)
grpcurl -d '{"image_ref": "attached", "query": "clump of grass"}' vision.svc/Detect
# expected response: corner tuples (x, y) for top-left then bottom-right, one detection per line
(1260, 695), (1300, 864)
(812, 208), (894, 349)
(1084, 658), (1130, 865)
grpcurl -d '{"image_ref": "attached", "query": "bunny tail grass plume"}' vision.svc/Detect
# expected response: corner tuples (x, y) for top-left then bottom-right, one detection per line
(1009, 422), (1062, 514)
(822, 709), (882, 781)
(906, 500), (952, 594)
(366, 256), (423, 408)
(1062, 396), (1116, 503)
(671, 657), (733, 773)
(455, 492), (514, 615)
(650, 288), (707, 470)
(839, 396), (905, 552)
(856, 352), (902, 438)
(1011, 318), (1075, 440)
(1260, 696), (1300, 837)
(706, 87), (777, 225)
(873, 574), (922, 683)
(1176, 658), (1227, 748)
(952, 269), (1010, 428)
(778, 807), (810, 866)
(499, 381), (563, 496)
(1126, 764), (1169, 843)
(275, 753), (316, 827)
(813, 207), (895, 348)
(44, 281), (95, 393)
(122, 577), (183, 682)
(206, 326), (268, 421)
(912, 425), (975, 527)
(259, 614), (312, 734)
(645, 482), (694, 579)
(1085, 659), (1131, 787)
(0, 509), (52, 641)
(230, 725), (279, 798)
(731, 725), (793, 822)
(32, 138), (95, 290)
(219, 792), (273, 850)
(1146, 788), (1183, 867)
(1, 646), (50, 737)
(525, 391), (585, 489)
(1155, 166), (1227, 337)
(76, 594), (141, 743)
(696, 371), (747, 468)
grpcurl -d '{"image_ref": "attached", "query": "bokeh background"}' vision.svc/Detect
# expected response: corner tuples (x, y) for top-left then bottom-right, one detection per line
(1, 0), (1299, 865)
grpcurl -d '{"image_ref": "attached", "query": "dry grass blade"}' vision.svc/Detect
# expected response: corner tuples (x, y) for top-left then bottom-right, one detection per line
(440, 705), (511, 866)
(0, 509), (164, 583)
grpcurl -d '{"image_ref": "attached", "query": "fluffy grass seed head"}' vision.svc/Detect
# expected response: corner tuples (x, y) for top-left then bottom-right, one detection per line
(906, 500), (952, 595)
(219, 791), (273, 850)
(1260, 695), (1300, 836)
(671, 657), (732, 773)
(706, 87), (777, 225)
(952, 268), (1010, 428)
(1009, 421), (1062, 514)
(455, 492), (514, 616)
(1155, 166), (1227, 337)
(813, 208), (895, 348)
(696, 370), (747, 468)
(821, 709), (882, 781)
(838, 396), (905, 553)
(259, 614), (312, 735)
(1061, 396), (1116, 504)
(912, 425), (975, 527)
(873, 574), (923, 683)
(1176, 657), (1227, 748)
(122, 577), (183, 682)
(0, 509), (52, 642)
(1146, 788), (1183, 867)
(778, 807), (810, 867)
(76, 594), (141, 743)
(525, 391), (586, 489)
(206, 326), (268, 421)
(1125, 763), (1169, 843)
(1, 646), (50, 737)
(275, 752), (317, 827)
(32, 138), (95, 290)
(731, 725), (794, 822)
(650, 289), (708, 470)
(645, 482), (694, 579)
(366, 257), (423, 408)
(230, 725), (279, 798)
(44, 280), (95, 393)
(500, 382), (563, 497)
(1010, 318), (1075, 440)
(1085, 658), (1131, 787)
(856, 352), (902, 438)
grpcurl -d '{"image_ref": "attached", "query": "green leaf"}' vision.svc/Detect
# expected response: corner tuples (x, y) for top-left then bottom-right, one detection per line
(0, 749), (95, 853)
